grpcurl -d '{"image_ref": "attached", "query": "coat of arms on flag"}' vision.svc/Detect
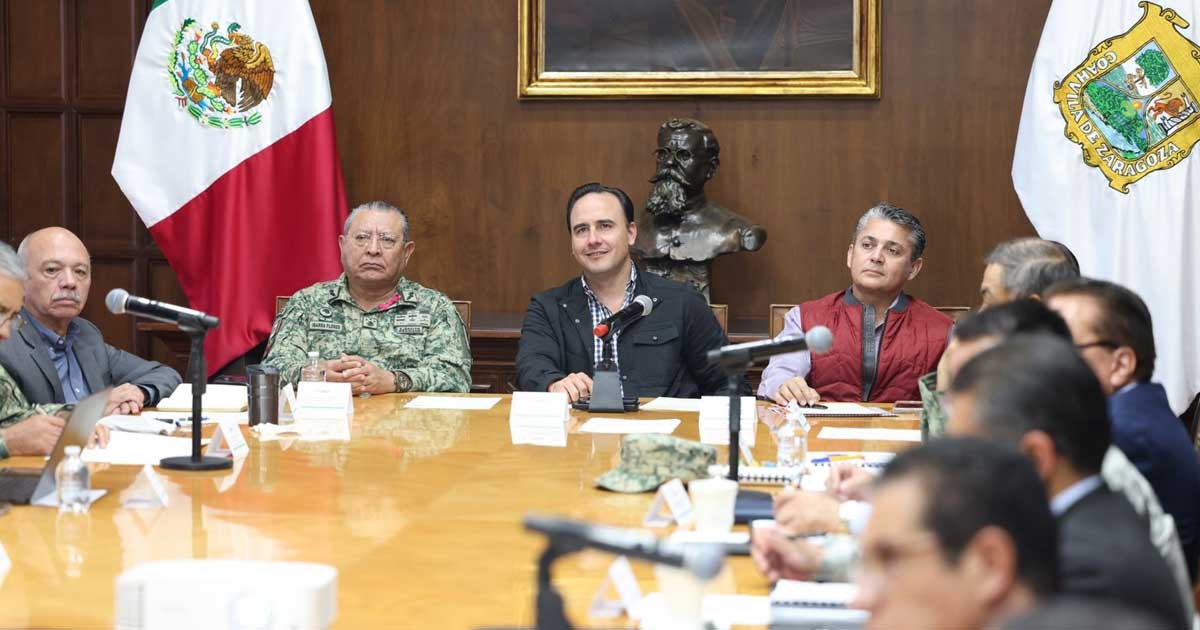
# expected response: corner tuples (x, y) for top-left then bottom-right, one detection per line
(1053, 1), (1200, 193)
(169, 19), (276, 129)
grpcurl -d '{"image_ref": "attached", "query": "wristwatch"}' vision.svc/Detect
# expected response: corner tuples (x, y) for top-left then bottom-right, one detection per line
(392, 370), (412, 393)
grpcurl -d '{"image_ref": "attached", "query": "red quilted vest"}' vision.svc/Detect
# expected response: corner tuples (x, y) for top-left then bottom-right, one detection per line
(802, 290), (951, 402)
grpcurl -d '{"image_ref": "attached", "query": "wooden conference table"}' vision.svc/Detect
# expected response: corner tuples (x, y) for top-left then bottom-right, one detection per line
(0, 395), (917, 629)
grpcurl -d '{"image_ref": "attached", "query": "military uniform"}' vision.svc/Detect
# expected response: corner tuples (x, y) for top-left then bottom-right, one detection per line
(0, 362), (65, 459)
(263, 274), (472, 393)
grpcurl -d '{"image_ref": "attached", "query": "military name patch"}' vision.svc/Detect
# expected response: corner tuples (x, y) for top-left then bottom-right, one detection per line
(1053, 2), (1200, 193)
(393, 313), (432, 328)
(168, 19), (275, 129)
(309, 321), (343, 332)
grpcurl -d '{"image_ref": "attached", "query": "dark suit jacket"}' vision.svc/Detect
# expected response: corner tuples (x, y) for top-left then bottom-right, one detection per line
(0, 314), (181, 406)
(515, 269), (743, 398)
(1058, 484), (1190, 629)
(1110, 381), (1200, 580)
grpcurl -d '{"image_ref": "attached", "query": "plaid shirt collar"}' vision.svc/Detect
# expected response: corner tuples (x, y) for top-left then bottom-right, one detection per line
(580, 264), (638, 370)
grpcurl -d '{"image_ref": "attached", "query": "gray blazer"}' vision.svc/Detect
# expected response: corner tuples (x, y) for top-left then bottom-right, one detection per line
(0, 314), (181, 406)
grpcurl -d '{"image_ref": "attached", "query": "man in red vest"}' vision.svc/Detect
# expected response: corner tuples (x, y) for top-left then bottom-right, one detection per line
(758, 204), (952, 403)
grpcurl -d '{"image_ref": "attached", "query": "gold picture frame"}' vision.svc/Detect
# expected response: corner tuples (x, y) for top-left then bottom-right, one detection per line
(518, 0), (880, 99)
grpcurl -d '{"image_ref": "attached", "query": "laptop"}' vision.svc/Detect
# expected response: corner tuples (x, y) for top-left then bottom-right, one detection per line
(0, 388), (109, 505)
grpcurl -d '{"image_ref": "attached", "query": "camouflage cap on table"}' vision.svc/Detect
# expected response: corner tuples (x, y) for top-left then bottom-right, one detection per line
(595, 433), (718, 493)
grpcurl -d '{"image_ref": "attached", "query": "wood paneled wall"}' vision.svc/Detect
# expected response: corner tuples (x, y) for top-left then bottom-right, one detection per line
(2, 0), (1052, 364)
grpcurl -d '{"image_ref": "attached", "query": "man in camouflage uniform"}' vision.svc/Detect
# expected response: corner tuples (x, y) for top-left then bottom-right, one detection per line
(0, 240), (72, 458)
(264, 201), (471, 393)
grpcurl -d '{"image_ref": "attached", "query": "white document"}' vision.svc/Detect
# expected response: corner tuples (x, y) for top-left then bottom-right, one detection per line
(157, 383), (249, 412)
(799, 402), (895, 417)
(295, 382), (353, 420)
(579, 418), (680, 434)
(81, 432), (209, 466)
(405, 396), (501, 410)
(698, 396), (757, 447)
(640, 397), (704, 412)
(206, 421), (249, 459)
(100, 414), (176, 435)
(140, 410), (250, 426)
(509, 391), (569, 424)
(122, 464), (170, 509)
(818, 427), (922, 442)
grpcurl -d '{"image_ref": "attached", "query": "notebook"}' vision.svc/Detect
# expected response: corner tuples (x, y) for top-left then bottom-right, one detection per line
(769, 580), (868, 628)
(708, 464), (803, 485)
(808, 452), (895, 470)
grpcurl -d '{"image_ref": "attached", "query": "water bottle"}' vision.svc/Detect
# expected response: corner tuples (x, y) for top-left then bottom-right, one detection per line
(299, 351), (325, 382)
(56, 445), (90, 513)
(776, 419), (797, 467)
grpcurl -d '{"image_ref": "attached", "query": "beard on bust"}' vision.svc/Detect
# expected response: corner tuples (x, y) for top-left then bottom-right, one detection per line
(646, 170), (692, 217)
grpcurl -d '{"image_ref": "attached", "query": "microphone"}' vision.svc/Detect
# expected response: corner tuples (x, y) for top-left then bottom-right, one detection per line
(706, 325), (834, 368)
(106, 288), (219, 330)
(523, 514), (724, 580)
(592, 295), (654, 338)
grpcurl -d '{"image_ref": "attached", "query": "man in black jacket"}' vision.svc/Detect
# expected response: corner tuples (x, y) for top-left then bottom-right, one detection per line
(516, 182), (738, 400)
(947, 335), (1189, 630)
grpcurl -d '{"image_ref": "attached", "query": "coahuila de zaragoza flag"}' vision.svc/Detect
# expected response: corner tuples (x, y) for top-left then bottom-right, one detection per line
(113, 0), (347, 374)
(1013, 0), (1200, 411)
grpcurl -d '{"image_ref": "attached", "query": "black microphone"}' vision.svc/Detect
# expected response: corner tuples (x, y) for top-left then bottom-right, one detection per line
(105, 288), (219, 330)
(523, 514), (724, 580)
(706, 325), (834, 368)
(592, 295), (654, 338)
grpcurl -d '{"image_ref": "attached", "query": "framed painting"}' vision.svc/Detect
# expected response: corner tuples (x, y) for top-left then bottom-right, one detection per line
(518, 0), (880, 98)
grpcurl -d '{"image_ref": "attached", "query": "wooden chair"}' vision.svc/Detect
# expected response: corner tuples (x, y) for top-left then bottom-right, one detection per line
(769, 303), (972, 338)
(709, 303), (728, 333)
(1179, 391), (1200, 454)
(274, 295), (490, 392)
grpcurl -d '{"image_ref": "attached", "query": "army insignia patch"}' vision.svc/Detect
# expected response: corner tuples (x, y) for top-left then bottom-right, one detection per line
(168, 19), (276, 129)
(1053, 2), (1200, 193)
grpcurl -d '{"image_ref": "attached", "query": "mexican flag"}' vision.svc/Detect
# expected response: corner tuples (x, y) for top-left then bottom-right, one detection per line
(1013, 0), (1200, 411)
(113, 0), (346, 375)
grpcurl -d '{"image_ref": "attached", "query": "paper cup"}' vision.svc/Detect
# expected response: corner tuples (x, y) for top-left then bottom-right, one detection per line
(688, 478), (738, 534)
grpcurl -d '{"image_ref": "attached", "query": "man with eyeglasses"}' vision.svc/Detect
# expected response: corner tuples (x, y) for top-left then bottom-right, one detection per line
(848, 438), (1056, 630)
(0, 241), (108, 457)
(264, 201), (471, 393)
(1045, 278), (1200, 583)
(0, 228), (180, 415)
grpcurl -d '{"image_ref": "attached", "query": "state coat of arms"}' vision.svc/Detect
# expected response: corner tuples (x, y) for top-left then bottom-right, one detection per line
(168, 19), (276, 129)
(1054, 2), (1200, 193)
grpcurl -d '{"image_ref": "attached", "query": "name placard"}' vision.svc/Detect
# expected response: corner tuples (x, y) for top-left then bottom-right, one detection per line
(296, 382), (353, 420)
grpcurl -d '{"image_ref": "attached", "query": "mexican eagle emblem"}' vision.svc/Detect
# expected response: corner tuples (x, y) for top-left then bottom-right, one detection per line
(168, 19), (275, 129)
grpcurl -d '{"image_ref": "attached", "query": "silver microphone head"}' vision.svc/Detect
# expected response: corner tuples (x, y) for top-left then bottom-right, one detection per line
(672, 542), (725, 581)
(633, 294), (654, 316)
(105, 288), (130, 315)
(807, 326), (834, 354)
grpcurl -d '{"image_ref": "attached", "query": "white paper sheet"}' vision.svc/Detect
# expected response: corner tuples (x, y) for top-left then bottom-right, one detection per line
(817, 427), (922, 442)
(509, 422), (567, 447)
(99, 415), (176, 435)
(640, 397), (704, 412)
(796, 402), (895, 417)
(140, 410), (250, 426)
(81, 432), (210, 466)
(579, 418), (680, 434)
(404, 396), (501, 410)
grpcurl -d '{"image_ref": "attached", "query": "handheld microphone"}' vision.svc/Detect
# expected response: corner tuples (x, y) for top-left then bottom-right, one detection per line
(706, 325), (833, 368)
(592, 295), (654, 338)
(106, 288), (219, 330)
(523, 514), (724, 580)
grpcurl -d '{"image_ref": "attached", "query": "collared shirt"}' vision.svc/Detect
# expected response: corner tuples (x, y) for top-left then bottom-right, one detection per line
(757, 288), (903, 401)
(26, 311), (90, 404)
(1050, 474), (1104, 517)
(580, 265), (638, 372)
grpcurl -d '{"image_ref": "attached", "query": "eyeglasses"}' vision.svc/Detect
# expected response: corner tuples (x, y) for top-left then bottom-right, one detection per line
(653, 147), (695, 163)
(0, 311), (22, 329)
(1075, 339), (1120, 351)
(350, 232), (403, 250)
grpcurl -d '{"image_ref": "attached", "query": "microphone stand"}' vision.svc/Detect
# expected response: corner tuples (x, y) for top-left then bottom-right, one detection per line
(588, 331), (626, 413)
(160, 313), (232, 471)
(533, 537), (583, 630)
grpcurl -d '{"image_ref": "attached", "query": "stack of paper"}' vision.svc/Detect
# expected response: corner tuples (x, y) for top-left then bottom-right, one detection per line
(698, 396), (757, 447)
(769, 580), (867, 627)
(156, 384), (248, 412)
(509, 391), (569, 447)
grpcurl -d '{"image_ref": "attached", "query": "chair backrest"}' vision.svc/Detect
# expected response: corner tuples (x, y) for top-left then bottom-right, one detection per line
(769, 303), (973, 338)
(275, 295), (292, 318)
(709, 304), (728, 333)
(1179, 391), (1200, 454)
(452, 300), (472, 331)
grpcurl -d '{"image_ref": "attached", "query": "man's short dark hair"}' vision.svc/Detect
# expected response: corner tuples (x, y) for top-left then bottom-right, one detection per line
(953, 299), (1072, 345)
(1004, 258), (1080, 300)
(950, 334), (1111, 475)
(565, 183), (635, 231)
(1042, 278), (1156, 382)
(852, 203), (926, 260)
(879, 437), (1058, 597)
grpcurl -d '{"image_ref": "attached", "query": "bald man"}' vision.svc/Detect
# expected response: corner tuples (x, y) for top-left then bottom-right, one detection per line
(0, 228), (180, 414)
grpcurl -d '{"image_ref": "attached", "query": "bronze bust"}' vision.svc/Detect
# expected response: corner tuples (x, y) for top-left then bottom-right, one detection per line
(634, 118), (766, 298)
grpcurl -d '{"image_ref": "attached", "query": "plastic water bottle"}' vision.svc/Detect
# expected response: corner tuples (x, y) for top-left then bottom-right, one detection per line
(775, 412), (810, 468)
(56, 445), (90, 513)
(299, 351), (325, 382)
